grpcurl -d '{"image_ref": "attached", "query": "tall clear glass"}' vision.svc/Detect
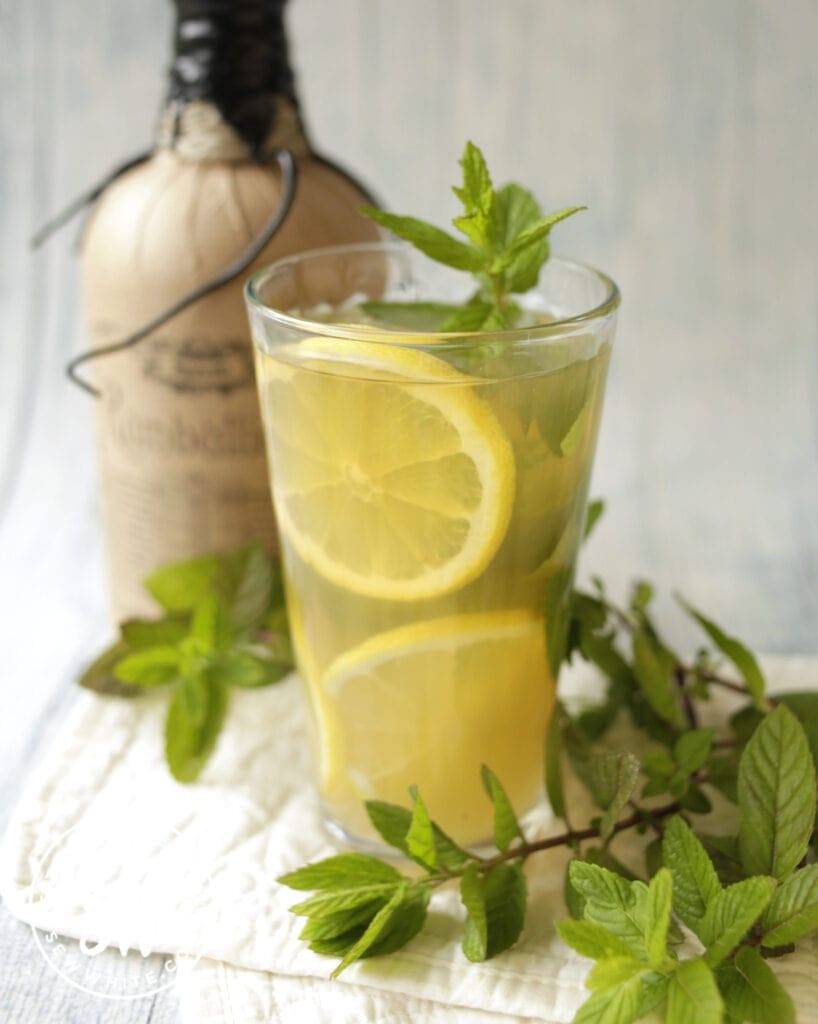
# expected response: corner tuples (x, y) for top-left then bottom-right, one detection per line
(245, 242), (619, 848)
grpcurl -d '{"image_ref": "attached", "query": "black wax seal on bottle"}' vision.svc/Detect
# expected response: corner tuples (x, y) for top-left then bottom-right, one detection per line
(168, 0), (298, 151)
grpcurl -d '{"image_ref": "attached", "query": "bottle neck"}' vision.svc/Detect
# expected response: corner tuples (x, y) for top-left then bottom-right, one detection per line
(159, 0), (309, 162)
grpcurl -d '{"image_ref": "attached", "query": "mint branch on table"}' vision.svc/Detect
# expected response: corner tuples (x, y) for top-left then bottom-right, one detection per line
(79, 542), (293, 782)
(359, 140), (585, 332)
(277, 504), (818, 1023)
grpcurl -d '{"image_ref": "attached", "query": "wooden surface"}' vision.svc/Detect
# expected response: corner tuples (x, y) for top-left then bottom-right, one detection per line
(1, 1), (816, 1021)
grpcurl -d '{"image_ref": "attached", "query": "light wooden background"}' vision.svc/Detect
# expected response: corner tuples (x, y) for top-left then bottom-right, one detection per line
(1, 1), (816, 1020)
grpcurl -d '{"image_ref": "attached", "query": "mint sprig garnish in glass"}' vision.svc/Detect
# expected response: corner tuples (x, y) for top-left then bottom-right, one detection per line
(244, 143), (619, 848)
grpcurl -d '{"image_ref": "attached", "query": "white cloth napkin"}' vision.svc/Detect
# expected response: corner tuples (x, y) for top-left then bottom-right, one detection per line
(2, 661), (817, 1023)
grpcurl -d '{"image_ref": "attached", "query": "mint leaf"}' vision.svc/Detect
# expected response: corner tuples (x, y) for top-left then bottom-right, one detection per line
(565, 859), (588, 920)
(632, 627), (684, 728)
(360, 884), (430, 958)
(698, 833), (746, 887)
(716, 945), (795, 1024)
(557, 919), (635, 961)
(440, 300), (495, 331)
(544, 704), (567, 820)
(365, 800), (412, 856)
(584, 499), (606, 540)
(79, 640), (144, 697)
(491, 207), (586, 274)
(482, 862), (527, 957)
(636, 974), (673, 1018)
(666, 957), (723, 1024)
(481, 765), (523, 852)
(572, 974), (645, 1024)
(630, 581), (654, 613)
(300, 900), (387, 942)
(680, 784), (711, 815)
(451, 141), (493, 249)
(360, 207), (483, 272)
(737, 704), (817, 879)
(460, 863), (488, 962)
(662, 816), (721, 934)
(145, 553), (222, 612)
(213, 649), (289, 688)
(452, 140), (493, 218)
(560, 400), (592, 457)
(289, 884), (399, 918)
(490, 182), (540, 249)
(497, 227), (550, 293)
(329, 883), (430, 975)
(165, 671), (227, 782)
(760, 863), (818, 946)
(561, 715), (600, 797)
(114, 645), (181, 687)
(572, 973), (670, 1024)
(304, 933), (364, 957)
(642, 748), (675, 793)
(452, 213), (491, 253)
(674, 728), (715, 774)
(643, 868), (673, 968)
(364, 799), (468, 871)
(428, 823), (471, 873)
(119, 617), (188, 648)
(360, 301), (463, 331)
(699, 876), (775, 967)
(330, 883), (409, 976)
(676, 596), (767, 709)
(489, 183), (545, 292)
(406, 786), (439, 871)
(190, 593), (232, 651)
(225, 543), (277, 634)
(596, 753), (640, 842)
(703, 752), (738, 804)
(142, 543), (278, 630)
(279, 853), (402, 892)
(776, 691), (818, 771)
(568, 861), (650, 959)
(586, 956), (647, 991)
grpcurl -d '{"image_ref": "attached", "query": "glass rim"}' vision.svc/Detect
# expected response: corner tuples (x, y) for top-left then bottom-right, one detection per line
(245, 240), (620, 345)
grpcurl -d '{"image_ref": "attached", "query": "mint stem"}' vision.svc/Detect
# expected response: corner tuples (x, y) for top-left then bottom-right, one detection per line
(419, 793), (699, 890)
(494, 797), (685, 866)
(675, 665), (699, 729)
(597, 593), (756, 710)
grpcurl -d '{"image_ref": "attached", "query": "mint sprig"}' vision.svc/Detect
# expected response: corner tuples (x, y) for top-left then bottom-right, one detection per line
(79, 542), (292, 781)
(360, 141), (585, 331)
(281, 702), (816, 1024)
(277, 504), (818, 1024)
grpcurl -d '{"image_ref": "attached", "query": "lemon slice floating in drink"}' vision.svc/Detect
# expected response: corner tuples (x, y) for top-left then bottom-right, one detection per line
(314, 608), (554, 844)
(255, 337), (515, 601)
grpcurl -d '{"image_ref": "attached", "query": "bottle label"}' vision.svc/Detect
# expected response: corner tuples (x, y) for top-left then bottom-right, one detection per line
(91, 323), (277, 621)
(141, 334), (256, 393)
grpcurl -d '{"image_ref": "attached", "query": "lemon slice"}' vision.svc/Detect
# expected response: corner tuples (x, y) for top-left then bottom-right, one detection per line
(257, 337), (515, 601)
(315, 609), (554, 843)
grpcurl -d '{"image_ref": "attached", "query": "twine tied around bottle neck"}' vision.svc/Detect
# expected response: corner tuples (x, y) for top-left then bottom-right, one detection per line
(157, 97), (310, 163)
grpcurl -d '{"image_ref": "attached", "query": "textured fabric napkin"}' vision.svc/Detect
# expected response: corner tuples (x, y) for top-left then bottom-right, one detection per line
(2, 661), (817, 1023)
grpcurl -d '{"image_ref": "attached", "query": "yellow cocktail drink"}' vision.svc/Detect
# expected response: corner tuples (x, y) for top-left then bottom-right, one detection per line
(247, 244), (617, 846)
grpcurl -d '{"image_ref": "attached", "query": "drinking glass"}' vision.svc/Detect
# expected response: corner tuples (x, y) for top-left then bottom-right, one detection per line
(245, 242), (619, 847)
